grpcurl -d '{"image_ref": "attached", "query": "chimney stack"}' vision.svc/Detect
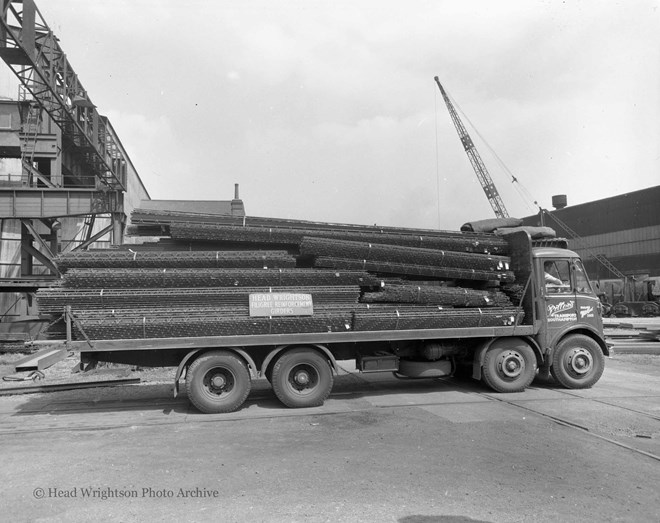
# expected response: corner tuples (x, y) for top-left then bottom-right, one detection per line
(231, 183), (244, 216)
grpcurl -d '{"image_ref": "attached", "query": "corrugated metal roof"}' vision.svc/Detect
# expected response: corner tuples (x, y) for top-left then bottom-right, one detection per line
(522, 185), (660, 237)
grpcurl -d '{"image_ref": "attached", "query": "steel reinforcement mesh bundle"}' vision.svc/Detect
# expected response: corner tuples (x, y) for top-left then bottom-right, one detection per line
(37, 286), (361, 314)
(167, 222), (509, 255)
(39, 208), (530, 341)
(54, 250), (297, 271)
(62, 268), (379, 289)
(132, 208), (508, 249)
(73, 313), (355, 340)
(361, 284), (513, 307)
(300, 237), (511, 272)
(312, 257), (515, 283)
(353, 305), (524, 331)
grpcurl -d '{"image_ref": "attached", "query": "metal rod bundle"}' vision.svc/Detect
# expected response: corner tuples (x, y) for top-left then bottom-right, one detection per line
(62, 268), (379, 289)
(300, 237), (511, 272)
(353, 305), (524, 331)
(37, 286), (361, 313)
(165, 222), (508, 255)
(73, 312), (355, 340)
(72, 303), (363, 321)
(54, 250), (296, 271)
(312, 257), (515, 283)
(361, 284), (513, 307)
(131, 208), (508, 241)
(170, 223), (303, 246)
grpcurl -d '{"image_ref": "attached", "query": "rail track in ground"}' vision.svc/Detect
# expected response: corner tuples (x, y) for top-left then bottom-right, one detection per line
(0, 363), (658, 464)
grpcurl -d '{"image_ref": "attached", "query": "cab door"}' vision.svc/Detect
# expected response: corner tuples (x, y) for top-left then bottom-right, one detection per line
(541, 259), (578, 344)
(540, 258), (603, 346)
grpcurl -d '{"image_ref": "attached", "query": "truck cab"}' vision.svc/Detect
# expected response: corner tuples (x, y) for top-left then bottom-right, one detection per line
(532, 246), (608, 388)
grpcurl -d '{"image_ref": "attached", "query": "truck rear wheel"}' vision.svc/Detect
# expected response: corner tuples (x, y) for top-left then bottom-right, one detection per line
(482, 343), (536, 393)
(185, 351), (251, 413)
(271, 348), (333, 408)
(551, 334), (604, 389)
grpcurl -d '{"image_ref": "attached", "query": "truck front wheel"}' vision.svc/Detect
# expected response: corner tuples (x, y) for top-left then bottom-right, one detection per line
(482, 343), (536, 393)
(185, 351), (251, 413)
(551, 334), (604, 389)
(271, 348), (333, 408)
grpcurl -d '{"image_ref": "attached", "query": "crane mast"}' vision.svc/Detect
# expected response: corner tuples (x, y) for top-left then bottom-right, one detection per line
(434, 77), (509, 219)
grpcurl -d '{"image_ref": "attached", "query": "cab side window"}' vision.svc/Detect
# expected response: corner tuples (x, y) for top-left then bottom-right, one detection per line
(574, 260), (593, 295)
(544, 260), (571, 294)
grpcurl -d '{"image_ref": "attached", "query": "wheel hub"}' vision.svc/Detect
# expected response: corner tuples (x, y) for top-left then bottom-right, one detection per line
(498, 351), (525, 379)
(567, 348), (593, 375)
(294, 370), (310, 386)
(211, 374), (227, 389)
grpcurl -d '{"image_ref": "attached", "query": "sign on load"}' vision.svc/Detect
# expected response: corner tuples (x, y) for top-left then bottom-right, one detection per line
(249, 292), (314, 317)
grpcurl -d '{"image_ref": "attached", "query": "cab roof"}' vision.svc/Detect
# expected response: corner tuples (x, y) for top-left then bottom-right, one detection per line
(532, 246), (580, 259)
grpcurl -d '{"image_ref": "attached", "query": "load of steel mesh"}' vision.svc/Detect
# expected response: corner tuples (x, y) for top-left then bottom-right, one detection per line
(312, 257), (515, 283)
(37, 285), (361, 313)
(170, 223), (304, 246)
(133, 209), (507, 237)
(353, 305), (524, 331)
(73, 311), (355, 340)
(166, 222), (508, 255)
(62, 268), (379, 289)
(361, 284), (513, 307)
(501, 283), (526, 305)
(72, 303), (361, 321)
(54, 250), (296, 271)
(300, 237), (510, 272)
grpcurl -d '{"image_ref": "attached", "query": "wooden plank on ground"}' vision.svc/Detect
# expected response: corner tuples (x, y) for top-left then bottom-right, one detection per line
(14, 347), (67, 372)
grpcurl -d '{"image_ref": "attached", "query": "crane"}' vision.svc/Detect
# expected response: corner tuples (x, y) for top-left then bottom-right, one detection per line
(434, 77), (509, 219)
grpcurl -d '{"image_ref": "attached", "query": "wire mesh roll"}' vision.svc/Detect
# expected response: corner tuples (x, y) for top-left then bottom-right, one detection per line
(361, 284), (513, 307)
(300, 237), (510, 272)
(166, 222), (508, 255)
(170, 223), (304, 246)
(501, 283), (525, 305)
(54, 250), (296, 271)
(353, 305), (524, 331)
(72, 312), (355, 340)
(133, 208), (509, 237)
(37, 286), (361, 313)
(62, 268), (379, 289)
(71, 303), (360, 321)
(313, 257), (515, 282)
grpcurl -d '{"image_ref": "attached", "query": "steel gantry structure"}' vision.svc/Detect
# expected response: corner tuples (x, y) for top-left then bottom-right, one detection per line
(0, 0), (150, 331)
(0, 0), (126, 191)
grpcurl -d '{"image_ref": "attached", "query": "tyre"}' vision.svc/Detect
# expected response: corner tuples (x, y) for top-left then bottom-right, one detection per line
(185, 350), (251, 413)
(271, 348), (333, 408)
(550, 334), (605, 389)
(482, 342), (537, 393)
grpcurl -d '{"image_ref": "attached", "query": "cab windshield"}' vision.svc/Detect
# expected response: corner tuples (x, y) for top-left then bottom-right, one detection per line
(543, 258), (594, 295)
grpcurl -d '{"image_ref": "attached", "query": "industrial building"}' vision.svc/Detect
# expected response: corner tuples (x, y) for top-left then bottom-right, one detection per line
(522, 185), (660, 302)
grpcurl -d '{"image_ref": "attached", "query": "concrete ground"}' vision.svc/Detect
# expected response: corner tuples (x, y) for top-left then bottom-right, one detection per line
(0, 354), (658, 523)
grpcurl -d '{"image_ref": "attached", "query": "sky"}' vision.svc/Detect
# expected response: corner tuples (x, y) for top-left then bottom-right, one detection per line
(5, 0), (658, 230)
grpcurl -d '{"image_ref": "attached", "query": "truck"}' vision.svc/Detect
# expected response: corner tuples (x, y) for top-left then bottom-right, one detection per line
(35, 216), (608, 414)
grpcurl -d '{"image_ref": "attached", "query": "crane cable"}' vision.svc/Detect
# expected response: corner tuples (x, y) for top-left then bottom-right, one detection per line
(446, 90), (540, 215)
(434, 87), (442, 228)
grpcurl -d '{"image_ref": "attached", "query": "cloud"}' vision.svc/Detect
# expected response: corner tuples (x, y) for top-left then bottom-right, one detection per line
(28, 0), (660, 230)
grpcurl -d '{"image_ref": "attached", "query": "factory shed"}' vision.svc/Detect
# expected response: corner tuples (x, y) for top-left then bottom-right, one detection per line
(521, 185), (660, 281)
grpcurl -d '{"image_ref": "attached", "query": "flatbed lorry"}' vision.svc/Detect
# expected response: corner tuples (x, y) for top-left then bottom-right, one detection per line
(41, 230), (607, 413)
